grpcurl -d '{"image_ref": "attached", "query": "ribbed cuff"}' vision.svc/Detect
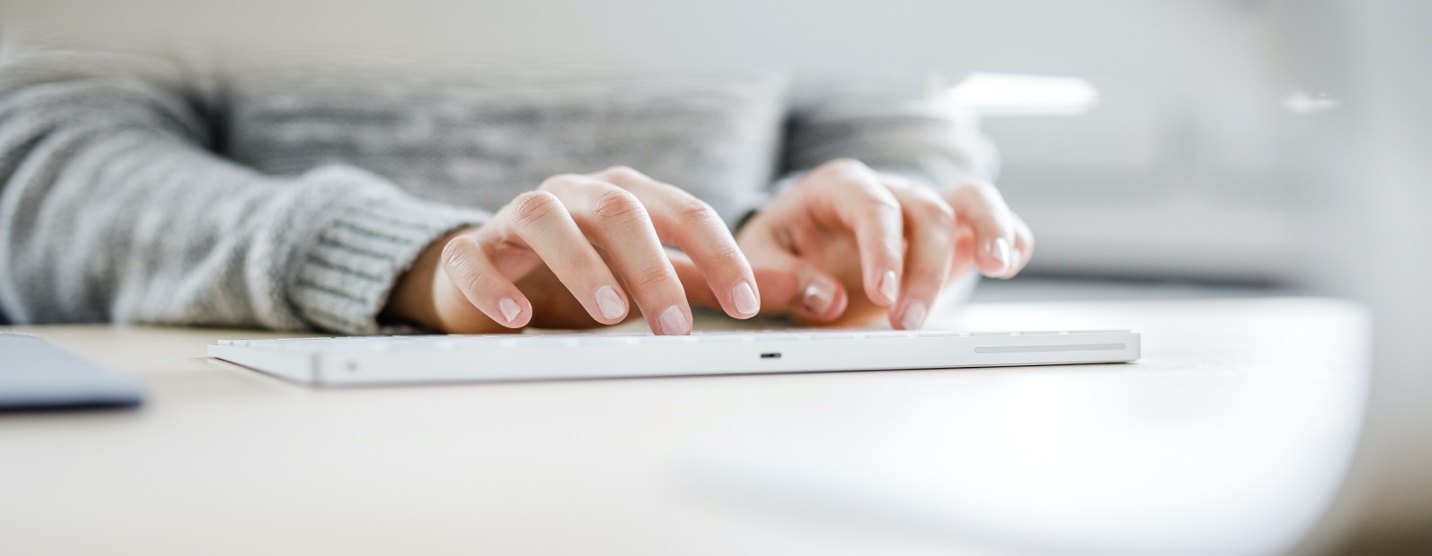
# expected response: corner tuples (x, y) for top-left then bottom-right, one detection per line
(290, 192), (488, 334)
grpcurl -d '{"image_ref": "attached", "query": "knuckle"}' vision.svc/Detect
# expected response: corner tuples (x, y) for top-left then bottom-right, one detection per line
(971, 181), (1004, 203)
(537, 173), (582, 191)
(949, 180), (999, 202)
(511, 191), (563, 226)
(672, 195), (720, 224)
(807, 158), (870, 184)
(600, 165), (644, 182)
(591, 189), (647, 222)
(699, 240), (748, 272)
(713, 242), (745, 264)
(441, 244), (489, 292)
(439, 236), (471, 268)
(881, 173), (915, 189)
(435, 235), (481, 269)
(630, 263), (675, 291)
(968, 182), (1002, 203)
(864, 193), (902, 215)
(824, 157), (867, 174)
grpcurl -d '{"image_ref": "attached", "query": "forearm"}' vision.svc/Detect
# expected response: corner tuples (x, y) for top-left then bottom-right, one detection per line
(1, 131), (486, 332)
(0, 41), (488, 333)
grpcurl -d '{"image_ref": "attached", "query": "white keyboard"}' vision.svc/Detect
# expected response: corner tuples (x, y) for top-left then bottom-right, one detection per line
(209, 329), (1140, 387)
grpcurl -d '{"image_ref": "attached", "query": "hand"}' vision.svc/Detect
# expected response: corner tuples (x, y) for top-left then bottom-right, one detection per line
(733, 158), (1034, 329)
(382, 166), (761, 334)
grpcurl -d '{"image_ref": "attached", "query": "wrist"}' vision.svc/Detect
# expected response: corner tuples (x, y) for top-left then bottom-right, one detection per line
(380, 229), (463, 329)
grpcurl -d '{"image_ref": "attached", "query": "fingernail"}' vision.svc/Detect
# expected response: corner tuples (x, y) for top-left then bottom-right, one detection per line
(498, 297), (521, 324)
(658, 305), (690, 335)
(1007, 248), (1023, 276)
(989, 237), (1012, 272)
(879, 270), (899, 303)
(802, 281), (834, 315)
(595, 285), (625, 320)
(901, 301), (928, 330)
(732, 282), (759, 316)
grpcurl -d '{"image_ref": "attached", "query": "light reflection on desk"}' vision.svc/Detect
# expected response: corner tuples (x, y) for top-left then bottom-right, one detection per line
(686, 298), (1369, 555)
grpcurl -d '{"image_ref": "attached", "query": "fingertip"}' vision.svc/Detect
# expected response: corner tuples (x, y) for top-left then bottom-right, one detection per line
(796, 275), (847, 322)
(1005, 247), (1025, 278)
(731, 281), (760, 319)
(979, 236), (1015, 278)
(436, 235), (535, 329)
(992, 236), (1012, 269)
(877, 269), (899, 305)
(892, 299), (929, 331)
(863, 268), (900, 307)
(594, 284), (628, 323)
(490, 294), (532, 329)
(656, 304), (692, 335)
(498, 296), (520, 324)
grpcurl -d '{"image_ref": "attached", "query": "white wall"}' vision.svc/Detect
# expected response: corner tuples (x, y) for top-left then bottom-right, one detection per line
(1273, 0), (1432, 550)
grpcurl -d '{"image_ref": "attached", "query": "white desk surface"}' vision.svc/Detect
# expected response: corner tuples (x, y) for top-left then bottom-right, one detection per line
(0, 298), (1370, 556)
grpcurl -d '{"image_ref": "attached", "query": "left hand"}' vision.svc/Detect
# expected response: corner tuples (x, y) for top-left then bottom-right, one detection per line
(723, 158), (1034, 329)
(382, 166), (759, 335)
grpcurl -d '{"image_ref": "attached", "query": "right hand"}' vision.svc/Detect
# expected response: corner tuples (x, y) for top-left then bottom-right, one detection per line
(381, 167), (761, 335)
(731, 159), (1034, 330)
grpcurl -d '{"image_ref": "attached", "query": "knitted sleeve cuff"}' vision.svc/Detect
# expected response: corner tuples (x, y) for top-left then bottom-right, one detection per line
(289, 189), (489, 334)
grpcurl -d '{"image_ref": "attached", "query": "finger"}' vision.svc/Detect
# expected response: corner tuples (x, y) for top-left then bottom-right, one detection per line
(596, 166), (760, 319)
(1007, 212), (1035, 277)
(488, 189), (632, 326)
(439, 234), (532, 329)
(810, 160), (904, 306)
(735, 226), (849, 322)
(943, 181), (1018, 279)
(542, 176), (691, 335)
(884, 181), (956, 330)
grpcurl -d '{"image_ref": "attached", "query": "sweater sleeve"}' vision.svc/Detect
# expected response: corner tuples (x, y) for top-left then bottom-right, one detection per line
(780, 96), (1000, 190)
(0, 39), (488, 333)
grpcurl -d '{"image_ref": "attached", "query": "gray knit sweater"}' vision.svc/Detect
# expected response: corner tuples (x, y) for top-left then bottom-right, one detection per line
(0, 37), (996, 334)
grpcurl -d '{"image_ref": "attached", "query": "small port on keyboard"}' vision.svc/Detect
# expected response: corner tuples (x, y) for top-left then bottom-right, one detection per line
(761, 352), (782, 359)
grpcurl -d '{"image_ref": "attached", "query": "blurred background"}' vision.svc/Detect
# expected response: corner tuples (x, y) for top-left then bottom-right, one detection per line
(3, 0), (1427, 552)
(0, 0), (1333, 284)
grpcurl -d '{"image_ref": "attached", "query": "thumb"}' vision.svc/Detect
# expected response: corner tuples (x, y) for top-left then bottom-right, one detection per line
(738, 234), (849, 322)
(671, 247), (847, 323)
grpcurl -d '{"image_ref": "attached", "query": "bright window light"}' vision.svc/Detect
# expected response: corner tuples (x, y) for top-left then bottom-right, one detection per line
(948, 73), (1099, 116)
(1283, 90), (1340, 114)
